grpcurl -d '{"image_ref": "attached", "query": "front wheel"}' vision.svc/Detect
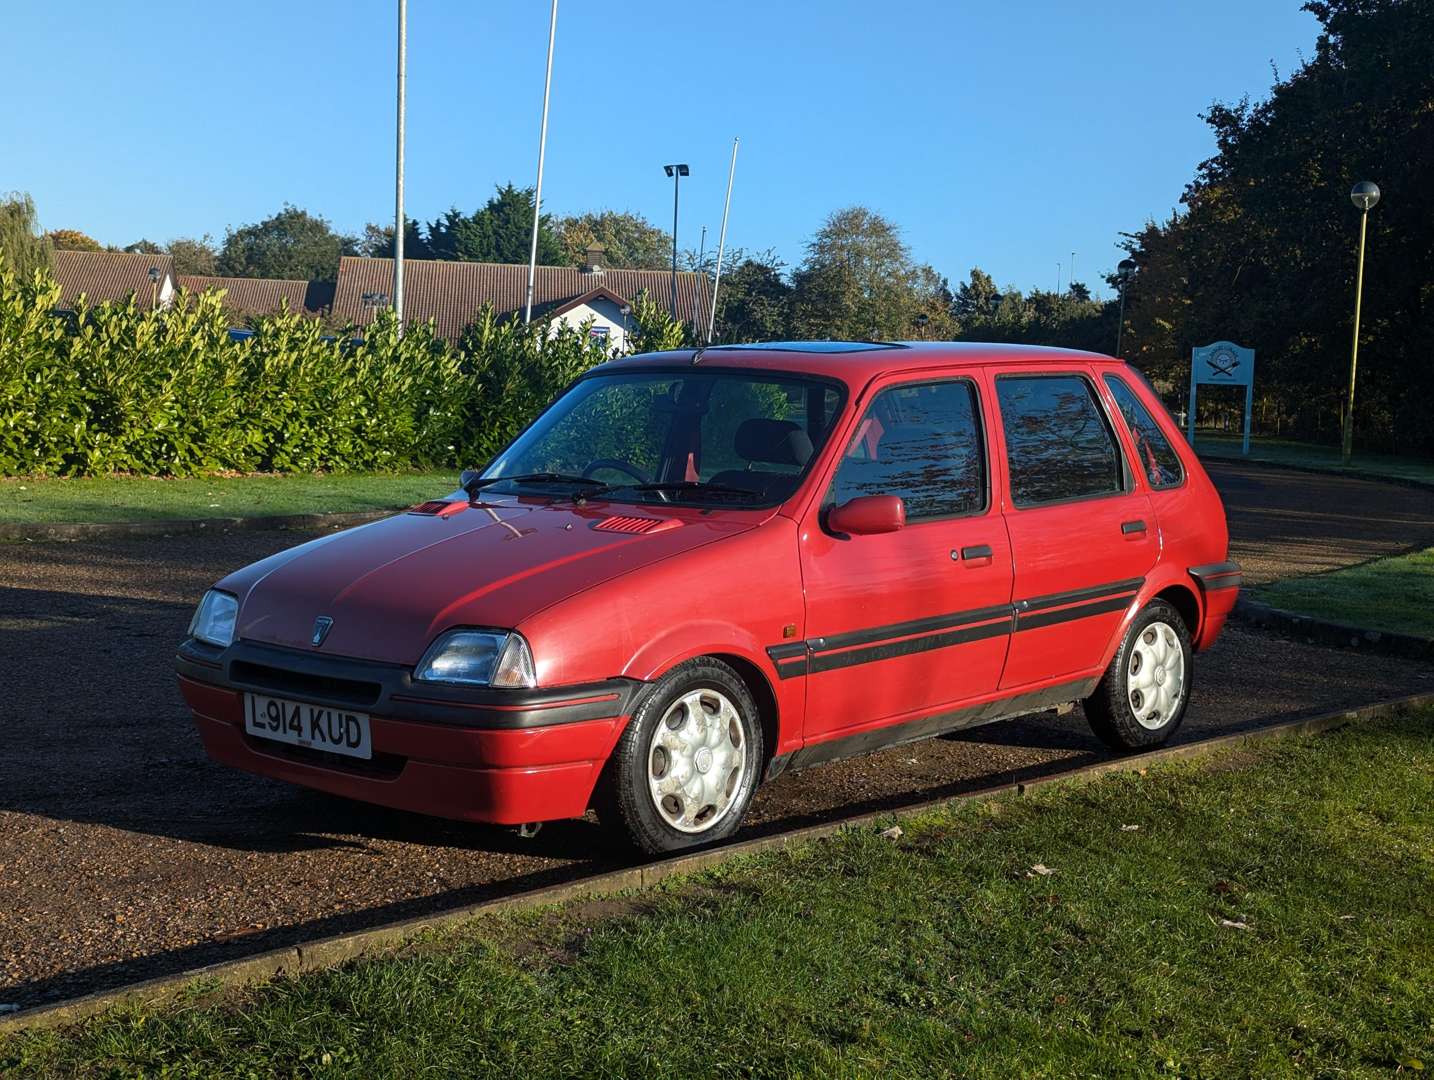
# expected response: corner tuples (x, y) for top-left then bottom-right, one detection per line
(596, 658), (763, 854)
(1084, 599), (1193, 751)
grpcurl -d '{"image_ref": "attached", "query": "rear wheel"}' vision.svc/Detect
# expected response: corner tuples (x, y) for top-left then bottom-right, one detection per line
(597, 658), (763, 854)
(1084, 599), (1192, 751)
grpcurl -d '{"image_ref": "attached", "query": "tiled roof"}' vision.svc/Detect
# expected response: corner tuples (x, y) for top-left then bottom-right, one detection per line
(331, 256), (710, 340)
(52, 250), (174, 308)
(177, 275), (318, 317)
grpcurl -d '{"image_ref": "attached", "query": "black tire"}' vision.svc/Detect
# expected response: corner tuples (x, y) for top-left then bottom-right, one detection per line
(596, 657), (763, 855)
(1084, 599), (1193, 752)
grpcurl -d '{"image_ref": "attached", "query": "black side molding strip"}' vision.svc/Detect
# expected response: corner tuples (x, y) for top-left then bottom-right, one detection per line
(1189, 561), (1242, 591)
(767, 577), (1146, 680)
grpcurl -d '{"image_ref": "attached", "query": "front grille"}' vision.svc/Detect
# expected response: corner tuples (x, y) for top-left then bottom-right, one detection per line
(230, 660), (383, 708)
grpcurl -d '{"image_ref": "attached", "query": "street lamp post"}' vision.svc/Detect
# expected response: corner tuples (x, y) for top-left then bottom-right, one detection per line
(664, 163), (688, 320)
(523, 0), (559, 325)
(394, 0), (406, 330)
(1342, 180), (1380, 465)
(1114, 259), (1136, 357)
(147, 266), (160, 311)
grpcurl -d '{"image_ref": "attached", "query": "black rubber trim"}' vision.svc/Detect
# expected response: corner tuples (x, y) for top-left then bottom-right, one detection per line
(1014, 593), (1135, 632)
(765, 677), (1098, 779)
(176, 638), (644, 729)
(1016, 577), (1144, 614)
(1189, 561), (1242, 591)
(765, 577), (1146, 680)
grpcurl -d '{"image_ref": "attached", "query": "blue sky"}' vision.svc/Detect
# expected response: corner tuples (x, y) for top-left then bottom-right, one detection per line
(3, 1), (1318, 296)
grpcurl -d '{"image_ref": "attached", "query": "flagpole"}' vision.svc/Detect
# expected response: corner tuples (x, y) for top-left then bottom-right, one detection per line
(524, 0), (558, 324)
(705, 136), (738, 344)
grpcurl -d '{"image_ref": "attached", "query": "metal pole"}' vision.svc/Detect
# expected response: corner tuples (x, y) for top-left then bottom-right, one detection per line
(670, 170), (680, 320)
(698, 225), (707, 269)
(1342, 208), (1370, 464)
(1115, 281), (1128, 357)
(1056, 262), (1061, 294)
(1070, 251), (1076, 287)
(524, 0), (558, 324)
(393, 0), (406, 330)
(706, 137), (739, 344)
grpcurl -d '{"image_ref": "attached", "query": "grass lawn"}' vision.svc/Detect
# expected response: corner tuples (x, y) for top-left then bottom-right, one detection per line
(0, 472), (457, 525)
(6, 713), (1432, 1078)
(1255, 546), (1434, 639)
(1194, 433), (1434, 487)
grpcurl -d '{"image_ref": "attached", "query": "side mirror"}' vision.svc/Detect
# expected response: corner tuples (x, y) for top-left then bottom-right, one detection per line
(459, 469), (481, 491)
(827, 495), (906, 537)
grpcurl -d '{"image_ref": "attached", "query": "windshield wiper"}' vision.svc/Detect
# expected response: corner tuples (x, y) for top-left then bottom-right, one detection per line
(463, 472), (607, 497)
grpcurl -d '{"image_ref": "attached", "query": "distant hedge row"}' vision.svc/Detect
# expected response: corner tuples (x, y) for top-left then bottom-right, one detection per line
(0, 265), (684, 477)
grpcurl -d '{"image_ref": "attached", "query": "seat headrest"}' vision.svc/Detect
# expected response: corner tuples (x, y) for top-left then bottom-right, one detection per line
(735, 418), (814, 466)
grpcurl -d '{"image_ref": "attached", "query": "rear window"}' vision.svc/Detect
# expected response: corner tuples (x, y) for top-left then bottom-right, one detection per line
(1103, 374), (1185, 489)
(996, 374), (1125, 507)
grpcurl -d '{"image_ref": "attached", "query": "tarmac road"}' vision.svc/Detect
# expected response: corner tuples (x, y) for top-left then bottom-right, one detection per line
(3, 458), (1432, 1008)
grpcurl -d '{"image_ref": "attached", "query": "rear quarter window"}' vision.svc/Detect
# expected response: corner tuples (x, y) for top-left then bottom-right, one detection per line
(996, 374), (1125, 507)
(1102, 373), (1185, 490)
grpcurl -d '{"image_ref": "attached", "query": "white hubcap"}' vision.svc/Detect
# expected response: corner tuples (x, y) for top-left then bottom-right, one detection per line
(647, 689), (747, 833)
(1127, 621), (1185, 730)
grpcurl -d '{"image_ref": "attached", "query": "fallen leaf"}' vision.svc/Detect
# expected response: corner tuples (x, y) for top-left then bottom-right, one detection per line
(1120, 824), (1140, 832)
(878, 825), (903, 841)
(1028, 864), (1057, 877)
(1219, 918), (1249, 930)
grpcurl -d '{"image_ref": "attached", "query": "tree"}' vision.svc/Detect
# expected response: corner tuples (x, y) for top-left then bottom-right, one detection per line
(216, 205), (356, 283)
(359, 217), (428, 259)
(123, 239), (163, 255)
(789, 207), (935, 340)
(0, 193), (52, 277)
(48, 229), (101, 251)
(166, 235), (219, 276)
(710, 253), (792, 343)
(555, 210), (670, 269)
(425, 184), (562, 265)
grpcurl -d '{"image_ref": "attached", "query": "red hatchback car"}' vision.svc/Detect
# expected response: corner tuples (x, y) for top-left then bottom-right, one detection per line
(178, 342), (1240, 852)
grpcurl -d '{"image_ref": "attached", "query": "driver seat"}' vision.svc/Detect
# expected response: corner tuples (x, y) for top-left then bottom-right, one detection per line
(709, 419), (814, 501)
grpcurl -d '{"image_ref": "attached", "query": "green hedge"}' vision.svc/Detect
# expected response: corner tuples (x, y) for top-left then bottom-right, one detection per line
(0, 264), (685, 477)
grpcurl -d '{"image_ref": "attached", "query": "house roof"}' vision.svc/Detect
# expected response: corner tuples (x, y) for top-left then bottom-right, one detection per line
(177, 275), (323, 318)
(52, 250), (175, 309)
(330, 256), (710, 339)
(532, 284), (634, 321)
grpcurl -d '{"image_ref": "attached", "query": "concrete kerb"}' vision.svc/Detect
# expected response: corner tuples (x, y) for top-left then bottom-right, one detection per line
(5, 689), (1431, 1036)
(0, 510), (395, 544)
(1197, 449), (1434, 494)
(1233, 597), (1434, 662)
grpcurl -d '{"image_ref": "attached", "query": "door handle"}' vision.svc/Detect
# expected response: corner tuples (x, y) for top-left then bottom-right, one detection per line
(958, 544), (993, 561)
(1121, 519), (1147, 535)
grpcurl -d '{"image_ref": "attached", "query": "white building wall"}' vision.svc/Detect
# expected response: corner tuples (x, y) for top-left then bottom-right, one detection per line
(551, 295), (630, 351)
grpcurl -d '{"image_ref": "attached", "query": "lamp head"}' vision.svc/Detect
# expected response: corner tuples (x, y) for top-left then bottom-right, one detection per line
(147, 267), (161, 283)
(1350, 181), (1380, 211)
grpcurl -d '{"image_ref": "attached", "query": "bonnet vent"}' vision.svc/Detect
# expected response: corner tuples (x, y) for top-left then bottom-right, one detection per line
(593, 515), (681, 535)
(409, 500), (468, 518)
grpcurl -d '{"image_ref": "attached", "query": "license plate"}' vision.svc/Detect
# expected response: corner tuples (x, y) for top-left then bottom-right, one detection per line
(243, 693), (372, 760)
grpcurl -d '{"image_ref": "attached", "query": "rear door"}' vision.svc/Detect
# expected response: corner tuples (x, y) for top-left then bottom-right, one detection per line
(992, 367), (1156, 689)
(797, 372), (1013, 740)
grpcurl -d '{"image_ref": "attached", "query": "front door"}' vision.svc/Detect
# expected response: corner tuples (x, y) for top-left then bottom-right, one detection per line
(992, 369), (1158, 688)
(798, 374), (1014, 742)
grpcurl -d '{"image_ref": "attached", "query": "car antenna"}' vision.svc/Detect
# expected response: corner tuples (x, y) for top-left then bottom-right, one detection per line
(690, 346), (707, 366)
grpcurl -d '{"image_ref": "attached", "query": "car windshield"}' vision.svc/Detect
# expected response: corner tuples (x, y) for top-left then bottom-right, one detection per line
(480, 369), (847, 507)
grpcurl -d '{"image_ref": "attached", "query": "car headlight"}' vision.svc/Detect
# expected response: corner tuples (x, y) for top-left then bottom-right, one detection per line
(188, 589), (238, 648)
(414, 630), (537, 688)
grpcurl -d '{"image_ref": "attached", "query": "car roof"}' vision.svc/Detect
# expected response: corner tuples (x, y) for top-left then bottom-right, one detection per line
(595, 341), (1117, 387)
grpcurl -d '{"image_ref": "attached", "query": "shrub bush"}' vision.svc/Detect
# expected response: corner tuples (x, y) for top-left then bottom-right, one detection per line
(0, 262), (690, 477)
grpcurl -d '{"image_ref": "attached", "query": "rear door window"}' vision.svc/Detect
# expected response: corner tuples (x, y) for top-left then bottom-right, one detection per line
(828, 379), (987, 521)
(1103, 374), (1185, 489)
(996, 374), (1125, 507)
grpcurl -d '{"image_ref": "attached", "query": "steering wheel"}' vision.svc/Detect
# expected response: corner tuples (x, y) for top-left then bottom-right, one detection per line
(582, 458), (649, 485)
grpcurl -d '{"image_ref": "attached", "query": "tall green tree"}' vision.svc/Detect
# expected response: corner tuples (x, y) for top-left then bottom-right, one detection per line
(359, 217), (428, 260)
(0, 193), (53, 277)
(555, 210), (670, 269)
(789, 207), (930, 340)
(216, 205), (356, 283)
(166, 235), (219, 276)
(426, 184), (562, 265)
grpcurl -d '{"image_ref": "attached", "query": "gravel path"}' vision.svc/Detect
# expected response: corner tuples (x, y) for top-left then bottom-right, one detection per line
(4, 460), (1433, 1009)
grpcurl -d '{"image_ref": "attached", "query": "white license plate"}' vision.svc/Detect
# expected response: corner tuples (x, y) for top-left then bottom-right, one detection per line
(244, 693), (372, 760)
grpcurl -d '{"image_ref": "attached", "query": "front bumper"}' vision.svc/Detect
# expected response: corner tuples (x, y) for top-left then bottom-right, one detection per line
(177, 638), (642, 825)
